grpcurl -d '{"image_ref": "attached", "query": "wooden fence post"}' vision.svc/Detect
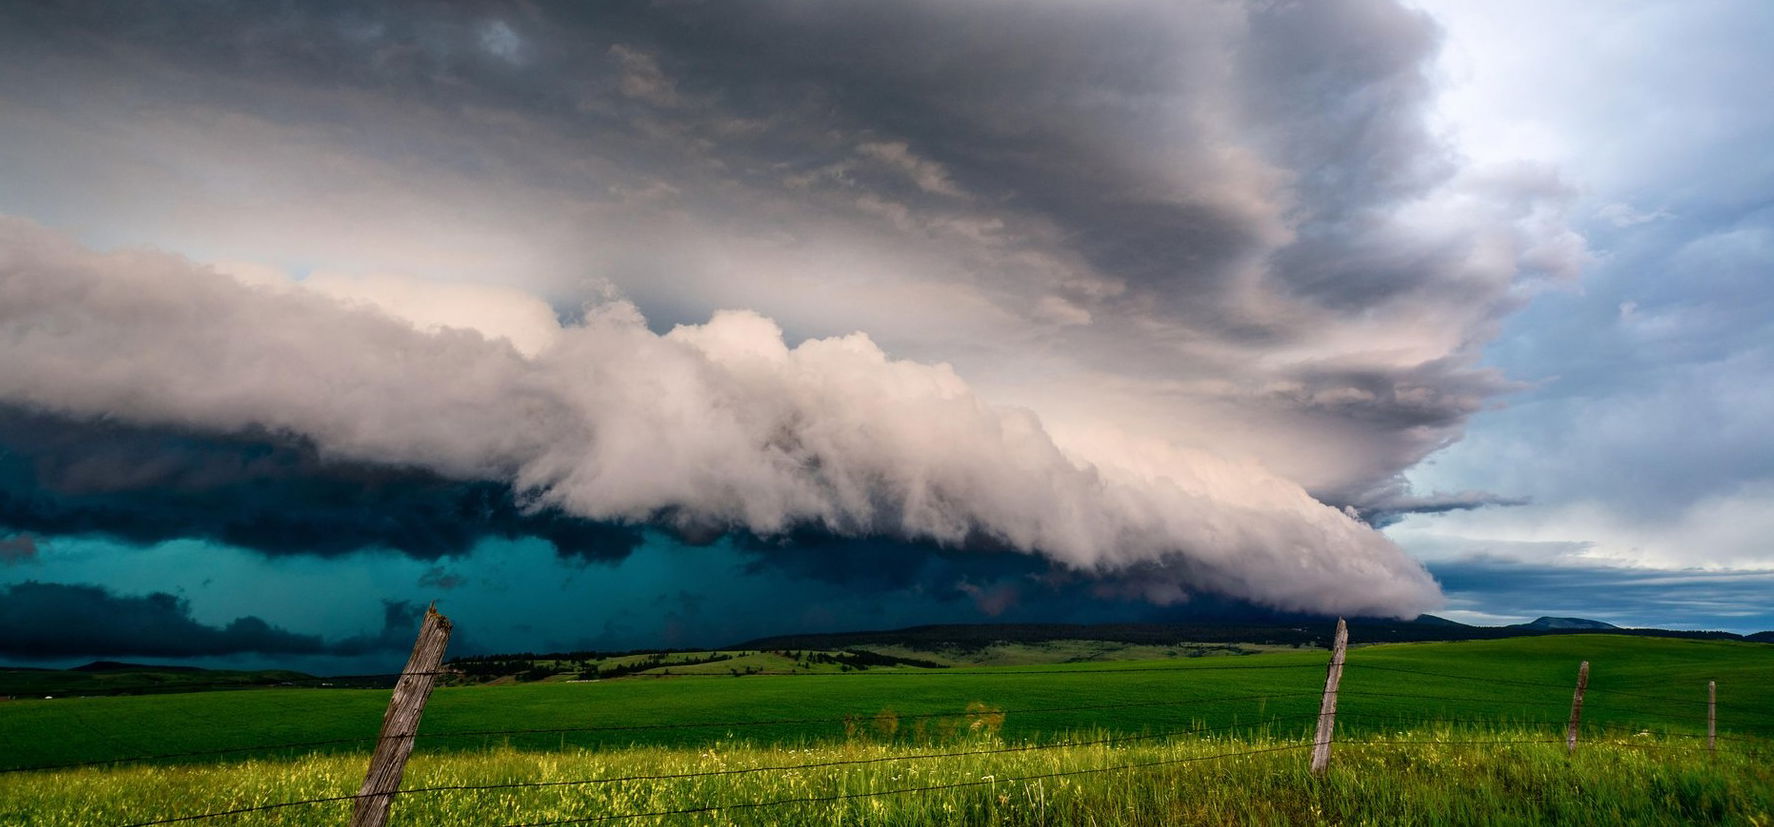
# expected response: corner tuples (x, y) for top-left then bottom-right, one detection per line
(351, 604), (452, 827)
(1565, 660), (1588, 755)
(1707, 680), (1716, 756)
(1310, 617), (1348, 775)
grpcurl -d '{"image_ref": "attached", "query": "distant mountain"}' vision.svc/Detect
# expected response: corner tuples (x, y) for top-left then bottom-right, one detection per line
(1514, 617), (1619, 631)
(1747, 631), (1774, 643)
(1411, 614), (1470, 627)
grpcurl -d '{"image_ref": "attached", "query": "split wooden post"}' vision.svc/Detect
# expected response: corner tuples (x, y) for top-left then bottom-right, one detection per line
(1707, 680), (1717, 756)
(1565, 660), (1589, 755)
(351, 604), (452, 827)
(1310, 617), (1348, 775)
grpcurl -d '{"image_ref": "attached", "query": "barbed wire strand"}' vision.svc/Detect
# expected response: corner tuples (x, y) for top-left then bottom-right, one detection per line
(112, 718), (1325, 826)
(1345, 662), (1770, 714)
(500, 739), (1586, 827)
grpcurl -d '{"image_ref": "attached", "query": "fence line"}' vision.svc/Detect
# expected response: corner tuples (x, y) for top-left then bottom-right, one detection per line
(15, 677), (1756, 777)
(19, 667), (1750, 777)
(1339, 688), (1774, 726)
(496, 741), (1322, 827)
(1346, 662), (1769, 714)
(1340, 687), (1703, 715)
(103, 715), (1771, 826)
(23, 704), (1754, 780)
(1339, 713), (1770, 742)
(112, 717), (1326, 827)
(381, 716), (1328, 799)
(1343, 662), (1575, 689)
(112, 717), (1336, 826)
(12, 617), (1769, 826)
(502, 736), (1637, 827)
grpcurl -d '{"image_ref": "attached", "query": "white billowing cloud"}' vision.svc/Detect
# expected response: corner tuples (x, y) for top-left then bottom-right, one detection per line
(214, 260), (565, 357)
(0, 218), (1440, 616)
(234, 266), (565, 358)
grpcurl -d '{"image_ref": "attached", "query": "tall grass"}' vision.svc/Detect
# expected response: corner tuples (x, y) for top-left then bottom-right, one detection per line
(2, 728), (1767, 826)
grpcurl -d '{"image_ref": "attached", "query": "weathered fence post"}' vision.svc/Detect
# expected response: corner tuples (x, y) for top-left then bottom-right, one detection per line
(1707, 680), (1717, 756)
(1310, 617), (1348, 775)
(1565, 660), (1589, 755)
(351, 604), (452, 827)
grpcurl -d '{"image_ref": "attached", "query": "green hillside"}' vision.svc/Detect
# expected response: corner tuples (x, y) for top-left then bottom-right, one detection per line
(2, 635), (1767, 773)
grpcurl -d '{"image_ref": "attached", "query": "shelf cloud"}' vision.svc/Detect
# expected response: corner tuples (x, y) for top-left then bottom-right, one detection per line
(1, 218), (1438, 616)
(0, 0), (1617, 638)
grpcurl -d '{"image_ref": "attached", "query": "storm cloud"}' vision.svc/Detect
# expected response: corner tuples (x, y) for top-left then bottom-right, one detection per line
(0, 219), (1437, 617)
(0, 405), (644, 562)
(0, 0), (1613, 629)
(0, 581), (420, 659)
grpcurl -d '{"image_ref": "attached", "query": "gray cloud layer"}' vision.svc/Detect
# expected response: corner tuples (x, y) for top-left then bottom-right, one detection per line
(0, 1), (1581, 509)
(0, 1), (1609, 621)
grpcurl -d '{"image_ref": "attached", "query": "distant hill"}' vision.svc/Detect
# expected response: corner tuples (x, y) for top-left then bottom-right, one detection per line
(1410, 614), (1470, 627)
(71, 661), (205, 673)
(1512, 617), (1619, 631)
(736, 618), (1483, 651)
(1, 664), (317, 698)
(1747, 631), (1774, 643)
(736, 616), (1746, 651)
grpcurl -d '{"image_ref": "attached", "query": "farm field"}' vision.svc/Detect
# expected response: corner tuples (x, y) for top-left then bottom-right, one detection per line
(1, 635), (1769, 824)
(2, 635), (1769, 772)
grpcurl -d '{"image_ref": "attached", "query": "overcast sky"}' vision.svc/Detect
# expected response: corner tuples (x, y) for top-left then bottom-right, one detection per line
(1, 1), (1769, 671)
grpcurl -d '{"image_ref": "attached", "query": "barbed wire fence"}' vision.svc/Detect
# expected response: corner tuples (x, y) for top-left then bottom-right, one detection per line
(2, 613), (1767, 826)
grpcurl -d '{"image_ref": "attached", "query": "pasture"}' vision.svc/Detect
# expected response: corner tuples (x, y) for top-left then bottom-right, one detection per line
(1, 635), (1769, 824)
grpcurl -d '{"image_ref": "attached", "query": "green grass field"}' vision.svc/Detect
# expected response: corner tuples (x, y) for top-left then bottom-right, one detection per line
(1, 635), (1769, 824)
(1, 729), (1768, 825)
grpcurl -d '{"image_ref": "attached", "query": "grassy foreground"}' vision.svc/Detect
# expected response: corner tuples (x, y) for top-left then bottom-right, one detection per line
(2, 635), (1768, 824)
(1, 728), (1768, 826)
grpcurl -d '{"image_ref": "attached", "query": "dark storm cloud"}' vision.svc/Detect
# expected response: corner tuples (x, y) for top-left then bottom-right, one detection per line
(0, 405), (644, 562)
(0, 532), (36, 565)
(1354, 491), (1530, 529)
(0, 581), (422, 659)
(732, 530), (1057, 603)
(416, 566), (467, 591)
(0, 0), (1601, 619)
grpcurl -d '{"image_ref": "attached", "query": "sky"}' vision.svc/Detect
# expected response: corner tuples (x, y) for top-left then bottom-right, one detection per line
(0, 1), (1769, 673)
